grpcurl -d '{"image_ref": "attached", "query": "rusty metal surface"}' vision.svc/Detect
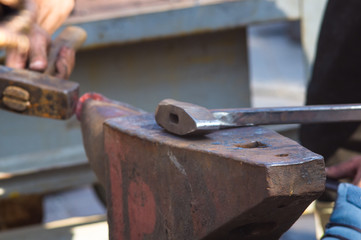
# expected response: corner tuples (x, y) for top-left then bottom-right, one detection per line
(104, 113), (325, 240)
(79, 94), (145, 187)
(156, 98), (361, 136)
(0, 66), (79, 119)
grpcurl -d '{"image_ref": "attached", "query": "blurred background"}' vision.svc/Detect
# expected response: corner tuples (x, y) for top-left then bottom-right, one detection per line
(0, 0), (328, 239)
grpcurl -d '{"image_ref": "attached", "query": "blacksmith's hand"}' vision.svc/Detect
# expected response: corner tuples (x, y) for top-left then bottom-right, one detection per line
(326, 156), (361, 188)
(5, 0), (76, 79)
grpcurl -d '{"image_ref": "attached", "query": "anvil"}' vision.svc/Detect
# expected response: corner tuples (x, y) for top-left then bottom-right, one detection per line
(80, 96), (325, 240)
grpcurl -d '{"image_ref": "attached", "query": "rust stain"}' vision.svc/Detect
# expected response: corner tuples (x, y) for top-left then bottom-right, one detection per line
(128, 177), (156, 240)
(106, 133), (126, 240)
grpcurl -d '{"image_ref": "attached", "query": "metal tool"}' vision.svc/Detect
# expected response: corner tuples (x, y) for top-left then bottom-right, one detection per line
(325, 178), (341, 192)
(155, 99), (361, 136)
(0, 26), (87, 119)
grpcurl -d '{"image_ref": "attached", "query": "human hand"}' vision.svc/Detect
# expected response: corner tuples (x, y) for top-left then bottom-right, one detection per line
(0, 0), (35, 52)
(4, 0), (76, 79)
(323, 183), (361, 240)
(326, 156), (361, 188)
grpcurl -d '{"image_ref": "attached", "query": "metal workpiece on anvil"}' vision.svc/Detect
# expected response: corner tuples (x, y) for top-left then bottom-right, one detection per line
(104, 113), (325, 240)
(156, 98), (361, 136)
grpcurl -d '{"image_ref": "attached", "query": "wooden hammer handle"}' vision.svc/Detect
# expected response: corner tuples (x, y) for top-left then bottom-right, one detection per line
(44, 26), (87, 76)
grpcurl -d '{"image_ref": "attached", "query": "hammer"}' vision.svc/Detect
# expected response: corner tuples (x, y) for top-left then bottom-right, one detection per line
(155, 99), (361, 136)
(0, 26), (87, 119)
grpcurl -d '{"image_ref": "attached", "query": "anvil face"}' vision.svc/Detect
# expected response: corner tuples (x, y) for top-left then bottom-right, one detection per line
(104, 114), (325, 240)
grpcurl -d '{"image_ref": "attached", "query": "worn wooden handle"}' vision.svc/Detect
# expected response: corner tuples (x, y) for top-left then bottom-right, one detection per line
(44, 26), (87, 76)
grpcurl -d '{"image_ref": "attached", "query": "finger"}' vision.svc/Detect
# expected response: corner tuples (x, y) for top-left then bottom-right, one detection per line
(0, 27), (30, 52)
(0, 0), (20, 8)
(28, 25), (50, 71)
(35, 0), (75, 34)
(325, 157), (361, 179)
(5, 47), (28, 69)
(1, 27), (30, 69)
(55, 46), (75, 79)
(352, 165), (361, 188)
(3, 0), (36, 33)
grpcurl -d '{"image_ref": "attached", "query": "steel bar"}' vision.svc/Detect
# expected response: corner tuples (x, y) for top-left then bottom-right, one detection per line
(156, 99), (361, 136)
(215, 104), (361, 126)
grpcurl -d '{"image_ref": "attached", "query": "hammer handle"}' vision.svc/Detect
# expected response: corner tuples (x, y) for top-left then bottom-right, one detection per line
(44, 26), (87, 75)
(213, 104), (361, 127)
(325, 178), (340, 192)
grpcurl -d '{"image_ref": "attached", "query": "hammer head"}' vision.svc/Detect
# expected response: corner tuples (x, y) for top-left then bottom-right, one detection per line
(0, 65), (79, 119)
(155, 99), (221, 136)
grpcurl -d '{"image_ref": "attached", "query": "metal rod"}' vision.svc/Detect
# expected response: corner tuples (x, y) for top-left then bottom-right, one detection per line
(212, 104), (361, 126)
(325, 178), (340, 192)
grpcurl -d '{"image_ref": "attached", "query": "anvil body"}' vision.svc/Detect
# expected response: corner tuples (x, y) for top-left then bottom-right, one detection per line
(103, 113), (325, 240)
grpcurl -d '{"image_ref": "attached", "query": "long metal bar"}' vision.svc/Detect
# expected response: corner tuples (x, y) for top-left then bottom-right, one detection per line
(213, 104), (361, 127)
(156, 99), (361, 136)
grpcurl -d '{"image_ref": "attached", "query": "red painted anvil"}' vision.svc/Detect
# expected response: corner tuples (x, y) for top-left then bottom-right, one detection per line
(78, 94), (325, 240)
